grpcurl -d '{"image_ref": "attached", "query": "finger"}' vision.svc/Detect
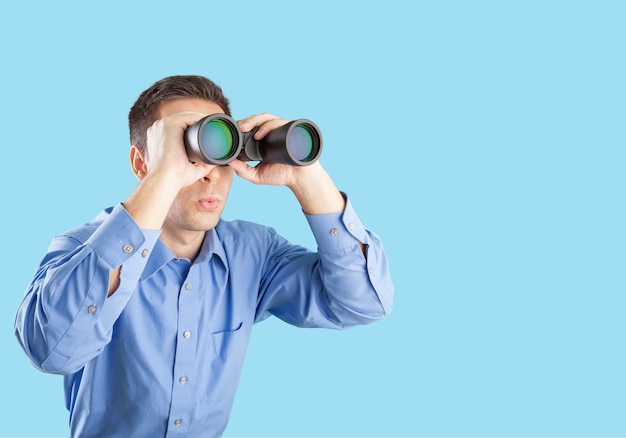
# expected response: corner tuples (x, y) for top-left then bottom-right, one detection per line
(228, 159), (259, 183)
(238, 112), (279, 132)
(252, 118), (291, 139)
(167, 111), (212, 128)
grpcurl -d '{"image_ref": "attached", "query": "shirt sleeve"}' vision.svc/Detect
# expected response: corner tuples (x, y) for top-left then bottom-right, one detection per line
(256, 193), (394, 328)
(14, 204), (161, 375)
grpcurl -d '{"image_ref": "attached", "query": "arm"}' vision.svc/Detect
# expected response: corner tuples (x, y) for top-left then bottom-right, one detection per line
(15, 111), (213, 374)
(100, 111), (217, 295)
(253, 195), (393, 328)
(14, 206), (161, 374)
(230, 113), (393, 327)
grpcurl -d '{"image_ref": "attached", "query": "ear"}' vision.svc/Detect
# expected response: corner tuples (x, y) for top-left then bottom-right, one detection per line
(129, 145), (148, 180)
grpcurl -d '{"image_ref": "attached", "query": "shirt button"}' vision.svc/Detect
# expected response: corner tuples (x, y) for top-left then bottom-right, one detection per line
(368, 268), (374, 275)
(183, 331), (191, 339)
(88, 305), (97, 314)
(141, 249), (149, 257)
(185, 283), (192, 290)
(123, 244), (134, 254)
(174, 418), (182, 426)
(348, 222), (355, 231)
(179, 376), (187, 384)
(330, 228), (339, 236)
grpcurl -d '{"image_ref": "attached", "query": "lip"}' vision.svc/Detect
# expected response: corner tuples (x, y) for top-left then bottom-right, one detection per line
(197, 196), (221, 212)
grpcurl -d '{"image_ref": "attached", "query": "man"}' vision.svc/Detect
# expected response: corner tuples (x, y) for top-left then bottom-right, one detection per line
(15, 75), (394, 437)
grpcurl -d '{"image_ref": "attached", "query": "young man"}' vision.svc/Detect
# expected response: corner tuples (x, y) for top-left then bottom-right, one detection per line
(15, 75), (394, 437)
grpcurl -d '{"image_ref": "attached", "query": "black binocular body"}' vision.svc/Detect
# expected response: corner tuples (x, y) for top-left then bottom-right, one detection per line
(184, 114), (322, 166)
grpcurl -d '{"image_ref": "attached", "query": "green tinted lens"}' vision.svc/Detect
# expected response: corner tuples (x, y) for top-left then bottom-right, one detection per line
(200, 120), (234, 160)
(287, 125), (314, 161)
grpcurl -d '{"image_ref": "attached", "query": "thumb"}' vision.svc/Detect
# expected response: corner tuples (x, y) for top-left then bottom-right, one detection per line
(228, 159), (258, 182)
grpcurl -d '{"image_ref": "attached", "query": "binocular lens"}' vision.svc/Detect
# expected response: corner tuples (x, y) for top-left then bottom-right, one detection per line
(201, 119), (236, 160)
(184, 114), (242, 165)
(287, 125), (316, 161)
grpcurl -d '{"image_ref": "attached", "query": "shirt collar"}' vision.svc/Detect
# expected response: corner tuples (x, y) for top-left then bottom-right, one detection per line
(194, 227), (226, 265)
(140, 227), (227, 281)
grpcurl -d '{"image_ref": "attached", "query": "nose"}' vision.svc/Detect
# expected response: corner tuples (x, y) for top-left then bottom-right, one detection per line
(201, 166), (221, 184)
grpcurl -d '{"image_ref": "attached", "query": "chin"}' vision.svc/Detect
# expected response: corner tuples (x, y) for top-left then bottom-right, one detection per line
(199, 216), (221, 231)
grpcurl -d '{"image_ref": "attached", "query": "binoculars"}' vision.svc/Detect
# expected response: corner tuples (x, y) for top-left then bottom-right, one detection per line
(184, 114), (322, 166)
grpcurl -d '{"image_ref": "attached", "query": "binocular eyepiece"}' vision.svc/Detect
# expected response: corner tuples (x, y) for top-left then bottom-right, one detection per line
(184, 114), (323, 166)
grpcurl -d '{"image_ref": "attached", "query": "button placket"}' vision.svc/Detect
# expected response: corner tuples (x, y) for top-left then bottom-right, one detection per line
(168, 268), (198, 430)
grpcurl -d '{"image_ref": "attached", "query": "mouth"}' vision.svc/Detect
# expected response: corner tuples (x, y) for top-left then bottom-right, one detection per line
(198, 196), (221, 212)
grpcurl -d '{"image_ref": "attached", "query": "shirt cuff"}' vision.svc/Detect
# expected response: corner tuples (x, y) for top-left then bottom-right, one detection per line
(304, 193), (368, 253)
(86, 203), (162, 269)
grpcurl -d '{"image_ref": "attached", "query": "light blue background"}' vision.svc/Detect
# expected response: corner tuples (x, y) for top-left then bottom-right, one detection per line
(1, 1), (624, 437)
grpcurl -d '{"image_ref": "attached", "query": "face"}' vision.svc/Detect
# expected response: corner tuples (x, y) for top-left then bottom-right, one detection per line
(157, 98), (235, 236)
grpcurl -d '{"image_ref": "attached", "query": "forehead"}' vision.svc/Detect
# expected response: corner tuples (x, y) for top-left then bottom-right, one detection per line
(157, 98), (226, 119)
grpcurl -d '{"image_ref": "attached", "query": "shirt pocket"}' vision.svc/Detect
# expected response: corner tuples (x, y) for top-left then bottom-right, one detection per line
(211, 321), (245, 360)
(202, 322), (249, 403)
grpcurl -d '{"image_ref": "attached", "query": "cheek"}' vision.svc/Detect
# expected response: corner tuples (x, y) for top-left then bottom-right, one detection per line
(170, 188), (196, 213)
(167, 198), (187, 221)
(218, 168), (234, 191)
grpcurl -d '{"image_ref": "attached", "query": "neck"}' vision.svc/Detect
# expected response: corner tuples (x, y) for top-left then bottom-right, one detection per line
(160, 228), (206, 261)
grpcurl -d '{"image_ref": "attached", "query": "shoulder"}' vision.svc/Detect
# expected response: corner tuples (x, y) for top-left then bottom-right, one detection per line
(215, 218), (280, 245)
(61, 206), (115, 244)
(215, 219), (295, 254)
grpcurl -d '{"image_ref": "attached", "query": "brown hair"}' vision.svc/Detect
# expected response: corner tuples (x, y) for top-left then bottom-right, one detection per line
(128, 75), (231, 151)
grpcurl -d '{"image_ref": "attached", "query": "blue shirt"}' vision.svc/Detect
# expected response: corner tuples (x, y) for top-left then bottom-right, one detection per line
(15, 196), (393, 437)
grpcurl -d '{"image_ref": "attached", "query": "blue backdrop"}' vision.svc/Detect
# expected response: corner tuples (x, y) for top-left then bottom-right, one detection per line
(1, 1), (624, 437)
